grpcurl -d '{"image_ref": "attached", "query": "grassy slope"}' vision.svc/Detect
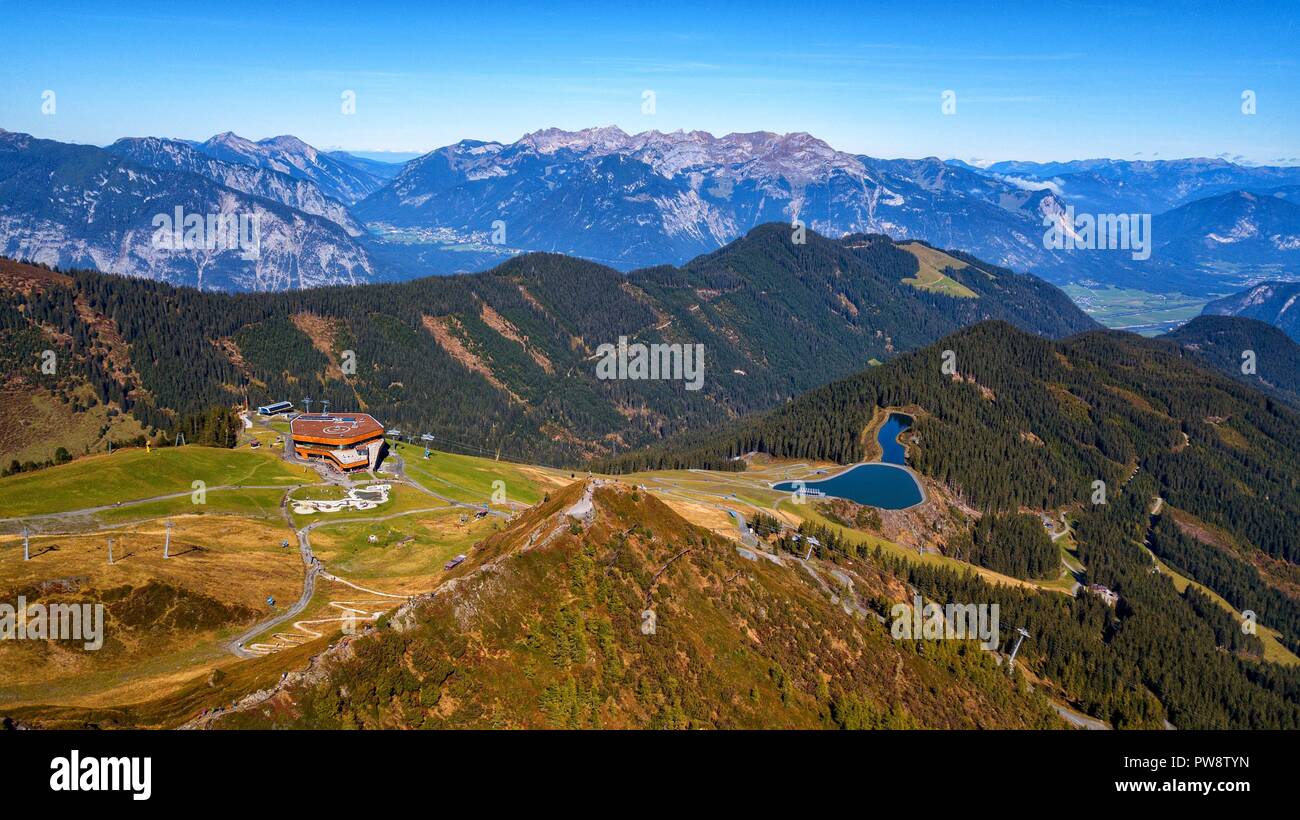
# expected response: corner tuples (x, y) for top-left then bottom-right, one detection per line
(899, 243), (978, 298)
(0, 443), (557, 721)
(391, 441), (557, 506)
(307, 507), (502, 587)
(0, 384), (148, 464)
(0, 515), (302, 707)
(91, 486), (289, 527)
(0, 445), (312, 518)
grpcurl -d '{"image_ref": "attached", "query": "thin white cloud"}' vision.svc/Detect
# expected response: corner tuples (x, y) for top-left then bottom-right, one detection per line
(994, 174), (1065, 196)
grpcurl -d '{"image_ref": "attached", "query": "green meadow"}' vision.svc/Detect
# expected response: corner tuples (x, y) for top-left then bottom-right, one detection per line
(0, 446), (312, 518)
(92, 486), (290, 526)
(391, 442), (550, 506)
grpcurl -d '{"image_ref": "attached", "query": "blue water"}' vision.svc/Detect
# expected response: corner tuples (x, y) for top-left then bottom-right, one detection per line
(772, 413), (923, 509)
(876, 413), (908, 466)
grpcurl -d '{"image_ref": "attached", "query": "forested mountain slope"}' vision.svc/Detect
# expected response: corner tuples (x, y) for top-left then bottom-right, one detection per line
(0, 225), (1096, 466)
(600, 321), (1299, 556)
(601, 322), (1300, 727)
(1162, 315), (1300, 407)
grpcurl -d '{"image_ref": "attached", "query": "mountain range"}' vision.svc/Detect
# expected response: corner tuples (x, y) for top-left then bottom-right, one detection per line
(189, 132), (386, 205)
(3, 125), (1299, 298)
(953, 156), (1300, 214)
(1154, 191), (1300, 275)
(106, 136), (364, 234)
(0, 130), (376, 291)
(357, 126), (1300, 293)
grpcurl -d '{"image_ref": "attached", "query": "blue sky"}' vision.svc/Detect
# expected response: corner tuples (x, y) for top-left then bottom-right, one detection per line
(0, 0), (1295, 164)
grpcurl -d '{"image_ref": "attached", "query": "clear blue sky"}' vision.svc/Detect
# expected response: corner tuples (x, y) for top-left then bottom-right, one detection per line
(1, 0), (1295, 163)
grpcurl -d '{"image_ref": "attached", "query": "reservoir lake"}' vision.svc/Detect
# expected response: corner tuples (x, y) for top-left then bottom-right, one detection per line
(772, 413), (924, 510)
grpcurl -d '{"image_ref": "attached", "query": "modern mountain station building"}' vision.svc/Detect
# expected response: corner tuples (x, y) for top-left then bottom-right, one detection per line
(256, 400), (293, 416)
(289, 412), (386, 472)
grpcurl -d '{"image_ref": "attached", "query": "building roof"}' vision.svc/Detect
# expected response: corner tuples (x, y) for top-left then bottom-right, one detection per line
(290, 413), (384, 446)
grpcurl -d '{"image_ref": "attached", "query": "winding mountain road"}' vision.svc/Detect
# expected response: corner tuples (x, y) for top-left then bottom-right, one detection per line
(226, 505), (446, 657)
(222, 424), (517, 657)
(221, 443), (502, 656)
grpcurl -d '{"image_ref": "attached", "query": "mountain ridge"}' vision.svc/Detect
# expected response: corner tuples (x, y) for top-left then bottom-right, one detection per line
(0, 130), (375, 291)
(1204, 280), (1300, 341)
(191, 478), (1059, 730)
(107, 135), (364, 235)
(1162, 314), (1300, 407)
(195, 131), (385, 204)
(355, 125), (1300, 291)
(0, 224), (1097, 466)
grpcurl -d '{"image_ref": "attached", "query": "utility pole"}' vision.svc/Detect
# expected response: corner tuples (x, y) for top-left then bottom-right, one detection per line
(1009, 626), (1031, 670)
(108, 537), (114, 565)
(164, 520), (173, 560)
(21, 525), (30, 561)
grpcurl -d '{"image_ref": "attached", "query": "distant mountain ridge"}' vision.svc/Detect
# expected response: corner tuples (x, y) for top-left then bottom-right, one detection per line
(0, 130), (375, 291)
(196, 132), (385, 204)
(354, 125), (1300, 293)
(1157, 190), (1300, 256)
(355, 125), (1089, 276)
(956, 157), (1300, 213)
(107, 136), (364, 234)
(1204, 280), (1300, 340)
(4, 124), (1300, 296)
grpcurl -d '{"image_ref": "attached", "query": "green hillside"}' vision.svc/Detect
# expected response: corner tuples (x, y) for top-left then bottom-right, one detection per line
(0, 225), (1096, 466)
(0, 446), (310, 518)
(1163, 314), (1300, 407)
(596, 320), (1300, 728)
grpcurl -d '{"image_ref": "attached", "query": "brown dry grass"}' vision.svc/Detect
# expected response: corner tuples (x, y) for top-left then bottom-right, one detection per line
(0, 515), (302, 704)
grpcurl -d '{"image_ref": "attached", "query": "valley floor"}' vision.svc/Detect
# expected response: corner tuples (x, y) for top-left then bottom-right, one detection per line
(1059, 283), (1212, 336)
